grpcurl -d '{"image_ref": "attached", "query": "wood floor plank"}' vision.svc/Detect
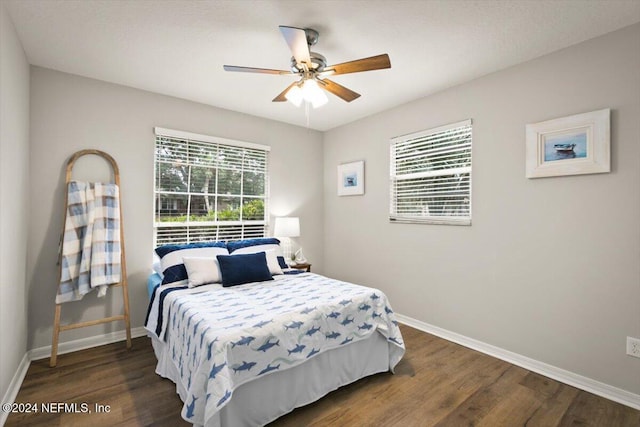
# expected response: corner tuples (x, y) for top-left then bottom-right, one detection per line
(524, 385), (581, 427)
(6, 324), (638, 426)
(432, 364), (528, 426)
(559, 391), (640, 426)
(475, 381), (544, 426)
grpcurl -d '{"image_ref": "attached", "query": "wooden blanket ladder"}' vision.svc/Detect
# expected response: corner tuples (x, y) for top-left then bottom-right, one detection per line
(50, 149), (131, 367)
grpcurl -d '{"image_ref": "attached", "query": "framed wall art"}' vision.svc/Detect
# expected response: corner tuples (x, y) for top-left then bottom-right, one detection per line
(525, 108), (610, 178)
(337, 160), (364, 196)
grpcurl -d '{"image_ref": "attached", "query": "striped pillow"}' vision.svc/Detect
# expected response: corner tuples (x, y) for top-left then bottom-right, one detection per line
(226, 238), (282, 254)
(155, 241), (228, 286)
(227, 238), (284, 275)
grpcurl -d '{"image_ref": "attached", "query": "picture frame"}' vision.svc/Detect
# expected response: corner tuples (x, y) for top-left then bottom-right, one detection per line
(525, 108), (610, 178)
(337, 160), (364, 196)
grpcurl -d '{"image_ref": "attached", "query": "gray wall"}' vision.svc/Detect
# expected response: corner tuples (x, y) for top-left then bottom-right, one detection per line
(323, 23), (640, 394)
(27, 67), (323, 349)
(0, 3), (30, 400)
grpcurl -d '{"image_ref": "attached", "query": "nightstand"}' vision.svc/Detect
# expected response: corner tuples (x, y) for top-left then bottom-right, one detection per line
(289, 262), (311, 272)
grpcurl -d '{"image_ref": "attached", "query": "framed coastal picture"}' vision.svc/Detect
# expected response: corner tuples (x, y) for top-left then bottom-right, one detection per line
(525, 108), (610, 178)
(337, 160), (364, 196)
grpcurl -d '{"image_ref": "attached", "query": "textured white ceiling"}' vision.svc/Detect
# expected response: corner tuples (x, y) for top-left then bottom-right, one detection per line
(5, 0), (640, 131)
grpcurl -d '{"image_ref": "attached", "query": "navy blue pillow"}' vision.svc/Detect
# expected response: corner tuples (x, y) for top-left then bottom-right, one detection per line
(155, 241), (226, 258)
(216, 252), (274, 287)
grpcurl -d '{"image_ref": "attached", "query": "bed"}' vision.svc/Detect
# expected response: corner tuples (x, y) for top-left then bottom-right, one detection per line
(145, 239), (405, 427)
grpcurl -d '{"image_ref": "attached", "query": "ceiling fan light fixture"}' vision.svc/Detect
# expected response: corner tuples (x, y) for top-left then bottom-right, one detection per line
(302, 79), (328, 108)
(285, 83), (303, 107)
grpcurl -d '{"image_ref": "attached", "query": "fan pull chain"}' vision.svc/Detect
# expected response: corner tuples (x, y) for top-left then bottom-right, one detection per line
(305, 101), (310, 128)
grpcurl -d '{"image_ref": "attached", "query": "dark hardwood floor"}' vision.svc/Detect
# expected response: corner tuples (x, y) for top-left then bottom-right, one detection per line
(6, 324), (639, 426)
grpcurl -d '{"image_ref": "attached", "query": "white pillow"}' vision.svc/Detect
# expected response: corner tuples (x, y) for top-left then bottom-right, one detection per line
(183, 257), (222, 287)
(152, 253), (163, 278)
(263, 250), (283, 275)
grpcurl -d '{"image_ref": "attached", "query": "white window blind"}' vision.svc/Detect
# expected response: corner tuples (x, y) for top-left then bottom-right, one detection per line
(390, 119), (472, 225)
(154, 128), (270, 246)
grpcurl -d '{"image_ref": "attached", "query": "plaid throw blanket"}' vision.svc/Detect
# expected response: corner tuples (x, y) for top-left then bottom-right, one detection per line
(57, 181), (122, 304)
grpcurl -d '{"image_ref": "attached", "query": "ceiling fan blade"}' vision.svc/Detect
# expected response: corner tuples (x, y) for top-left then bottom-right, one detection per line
(317, 78), (361, 102)
(279, 26), (311, 68)
(319, 54), (391, 76)
(223, 65), (292, 75)
(272, 81), (300, 102)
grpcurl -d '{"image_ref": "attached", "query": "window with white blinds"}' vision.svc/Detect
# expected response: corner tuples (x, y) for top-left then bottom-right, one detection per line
(390, 119), (472, 225)
(154, 127), (270, 246)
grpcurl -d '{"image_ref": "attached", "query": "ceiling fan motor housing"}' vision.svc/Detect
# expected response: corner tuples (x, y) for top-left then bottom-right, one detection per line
(290, 51), (326, 73)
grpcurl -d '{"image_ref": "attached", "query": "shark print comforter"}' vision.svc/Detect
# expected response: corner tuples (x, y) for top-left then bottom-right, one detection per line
(145, 273), (405, 426)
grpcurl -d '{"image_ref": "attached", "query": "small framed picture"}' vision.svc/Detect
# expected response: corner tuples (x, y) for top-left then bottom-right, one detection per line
(337, 160), (364, 196)
(525, 109), (610, 178)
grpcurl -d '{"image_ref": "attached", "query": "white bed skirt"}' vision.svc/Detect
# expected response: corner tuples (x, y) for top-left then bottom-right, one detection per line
(150, 332), (390, 426)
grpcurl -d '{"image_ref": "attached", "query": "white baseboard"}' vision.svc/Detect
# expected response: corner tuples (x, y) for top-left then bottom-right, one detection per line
(28, 326), (147, 361)
(396, 313), (640, 410)
(0, 326), (148, 426)
(0, 352), (30, 427)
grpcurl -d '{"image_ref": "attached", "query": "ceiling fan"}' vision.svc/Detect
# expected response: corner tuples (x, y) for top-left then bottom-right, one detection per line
(223, 26), (391, 108)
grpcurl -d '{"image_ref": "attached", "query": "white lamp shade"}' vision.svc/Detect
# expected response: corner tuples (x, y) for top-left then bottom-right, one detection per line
(285, 85), (303, 107)
(302, 80), (328, 108)
(286, 79), (328, 108)
(274, 217), (300, 238)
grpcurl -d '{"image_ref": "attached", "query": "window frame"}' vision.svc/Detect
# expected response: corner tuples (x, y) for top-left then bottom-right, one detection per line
(153, 127), (270, 246)
(389, 119), (472, 226)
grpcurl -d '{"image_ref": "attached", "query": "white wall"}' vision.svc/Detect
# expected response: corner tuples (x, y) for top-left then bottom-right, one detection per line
(323, 23), (640, 395)
(27, 68), (323, 349)
(0, 2), (30, 401)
